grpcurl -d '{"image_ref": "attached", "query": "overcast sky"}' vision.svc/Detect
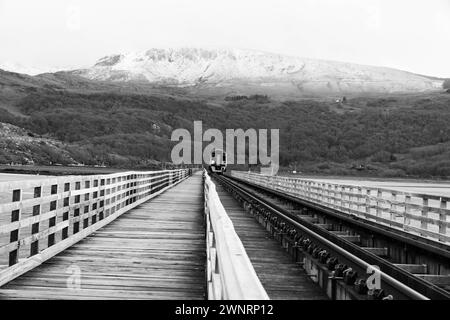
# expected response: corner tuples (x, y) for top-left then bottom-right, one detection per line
(0, 0), (449, 77)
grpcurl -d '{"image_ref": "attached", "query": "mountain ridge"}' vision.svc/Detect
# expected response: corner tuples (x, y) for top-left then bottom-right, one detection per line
(0, 48), (447, 96)
(70, 47), (444, 95)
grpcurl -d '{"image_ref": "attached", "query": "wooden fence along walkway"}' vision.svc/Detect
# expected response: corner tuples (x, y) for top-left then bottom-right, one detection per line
(0, 169), (206, 298)
(231, 171), (450, 244)
(204, 171), (269, 300)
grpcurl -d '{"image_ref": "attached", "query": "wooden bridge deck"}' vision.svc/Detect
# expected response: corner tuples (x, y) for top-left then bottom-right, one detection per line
(214, 180), (328, 300)
(0, 173), (205, 300)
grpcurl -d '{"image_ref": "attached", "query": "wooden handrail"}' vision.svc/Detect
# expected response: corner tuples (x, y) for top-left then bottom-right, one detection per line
(0, 169), (191, 287)
(231, 171), (450, 244)
(203, 170), (269, 300)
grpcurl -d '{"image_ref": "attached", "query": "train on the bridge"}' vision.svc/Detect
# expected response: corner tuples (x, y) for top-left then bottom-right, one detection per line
(208, 149), (227, 174)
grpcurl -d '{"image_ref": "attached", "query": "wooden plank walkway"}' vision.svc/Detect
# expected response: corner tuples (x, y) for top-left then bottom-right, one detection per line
(0, 172), (205, 299)
(214, 180), (328, 300)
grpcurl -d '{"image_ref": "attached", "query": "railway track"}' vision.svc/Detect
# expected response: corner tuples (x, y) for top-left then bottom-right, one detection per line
(215, 174), (450, 300)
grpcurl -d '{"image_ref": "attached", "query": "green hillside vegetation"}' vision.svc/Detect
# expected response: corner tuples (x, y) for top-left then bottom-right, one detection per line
(1, 85), (450, 178)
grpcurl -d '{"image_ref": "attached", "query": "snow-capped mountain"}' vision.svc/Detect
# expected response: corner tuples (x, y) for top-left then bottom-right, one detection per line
(0, 61), (69, 76)
(71, 48), (443, 94)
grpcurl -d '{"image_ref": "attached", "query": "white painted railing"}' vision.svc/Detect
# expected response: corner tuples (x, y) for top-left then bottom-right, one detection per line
(203, 170), (269, 300)
(0, 169), (190, 286)
(231, 171), (450, 244)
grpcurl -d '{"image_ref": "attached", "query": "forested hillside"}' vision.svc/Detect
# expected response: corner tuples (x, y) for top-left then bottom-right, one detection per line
(1, 88), (450, 177)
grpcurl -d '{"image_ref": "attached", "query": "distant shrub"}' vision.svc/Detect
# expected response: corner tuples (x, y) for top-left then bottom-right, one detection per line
(371, 150), (392, 163)
(409, 143), (447, 159)
(225, 95), (248, 101)
(225, 94), (269, 102)
(380, 168), (406, 177)
(443, 79), (450, 89)
(0, 152), (10, 164)
(436, 166), (450, 177)
(366, 98), (397, 108)
(317, 163), (330, 170)
(249, 94), (270, 103)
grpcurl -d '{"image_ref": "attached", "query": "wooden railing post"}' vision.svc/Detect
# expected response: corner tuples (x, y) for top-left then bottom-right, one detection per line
(404, 195), (411, 231)
(439, 199), (447, 241)
(31, 186), (42, 256)
(334, 185), (339, 208)
(316, 181), (323, 204)
(356, 187), (362, 214)
(348, 187), (353, 213)
(326, 184), (332, 207)
(308, 182), (312, 200)
(48, 184), (59, 247)
(420, 197), (429, 237)
(365, 189), (371, 218)
(376, 189), (382, 218)
(390, 192), (397, 226)
(9, 189), (22, 266)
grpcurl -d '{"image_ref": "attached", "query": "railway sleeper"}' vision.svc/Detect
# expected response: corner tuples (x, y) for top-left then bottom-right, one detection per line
(414, 275), (450, 288)
(300, 247), (392, 300)
(295, 214), (319, 223)
(330, 231), (350, 236)
(337, 234), (361, 244)
(361, 247), (389, 257)
(394, 264), (428, 274)
(314, 223), (334, 230)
